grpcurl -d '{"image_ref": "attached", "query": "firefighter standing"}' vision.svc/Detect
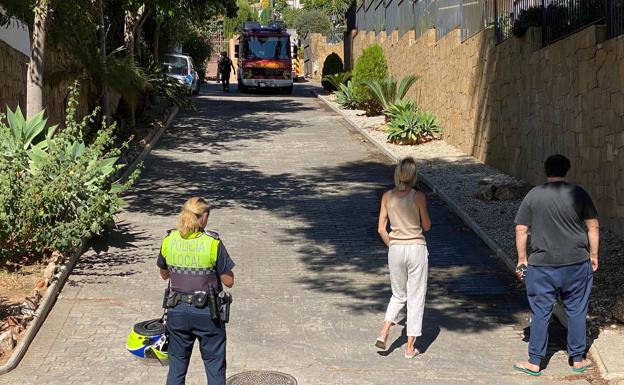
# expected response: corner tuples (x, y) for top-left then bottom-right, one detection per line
(158, 197), (235, 385)
(218, 52), (236, 92)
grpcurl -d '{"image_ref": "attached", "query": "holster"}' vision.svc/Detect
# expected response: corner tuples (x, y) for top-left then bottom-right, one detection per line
(217, 291), (232, 323)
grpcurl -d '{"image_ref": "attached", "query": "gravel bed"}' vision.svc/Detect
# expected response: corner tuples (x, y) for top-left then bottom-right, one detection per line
(322, 95), (624, 329)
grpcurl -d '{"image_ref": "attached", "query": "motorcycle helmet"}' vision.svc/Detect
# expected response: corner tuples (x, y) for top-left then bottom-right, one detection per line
(126, 318), (169, 366)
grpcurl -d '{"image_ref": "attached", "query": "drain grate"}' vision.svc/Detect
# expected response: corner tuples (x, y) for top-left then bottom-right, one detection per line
(226, 371), (297, 385)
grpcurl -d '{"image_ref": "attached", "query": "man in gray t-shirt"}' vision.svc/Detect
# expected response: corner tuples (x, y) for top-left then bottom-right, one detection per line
(513, 155), (599, 376)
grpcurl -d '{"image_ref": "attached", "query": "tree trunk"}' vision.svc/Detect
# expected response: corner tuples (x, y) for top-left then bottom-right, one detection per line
(123, 10), (136, 58)
(98, 0), (111, 124)
(26, 0), (50, 119)
(152, 19), (161, 62)
(123, 5), (146, 59)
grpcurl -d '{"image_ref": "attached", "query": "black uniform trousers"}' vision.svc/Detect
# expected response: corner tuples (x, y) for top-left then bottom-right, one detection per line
(220, 71), (231, 91)
(166, 303), (226, 385)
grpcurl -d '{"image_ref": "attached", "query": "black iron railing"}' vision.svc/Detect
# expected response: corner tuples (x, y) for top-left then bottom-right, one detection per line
(495, 0), (624, 45)
(542, 0), (605, 45)
(608, 0), (624, 38)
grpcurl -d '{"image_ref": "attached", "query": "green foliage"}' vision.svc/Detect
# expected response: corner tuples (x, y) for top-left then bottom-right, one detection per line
(322, 71), (351, 93)
(282, 7), (302, 28)
(224, 0), (259, 38)
(321, 53), (344, 91)
(351, 44), (388, 115)
(182, 29), (213, 83)
(363, 74), (420, 112)
(303, 0), (351, 29)
(385, 99), (418, 121)
(0, 84), (136, 260)
(387, 110), (442, 145)
(293, 9), (332, 36)
(335, 80), (358, 109)
(144, 62), (195, 111)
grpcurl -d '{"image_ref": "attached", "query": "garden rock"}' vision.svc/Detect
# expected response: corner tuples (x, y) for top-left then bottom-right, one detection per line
(613, 296), (624, 323)
(0, 330), (16, 356)
(475, 180), (532, 201)
(20, 291), (41, 318)
(42, 261), (57, 280)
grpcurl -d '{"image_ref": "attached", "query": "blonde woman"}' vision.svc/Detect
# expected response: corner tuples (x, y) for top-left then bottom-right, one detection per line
(376, 157), (431, 358)
(157, 197), (235, 385)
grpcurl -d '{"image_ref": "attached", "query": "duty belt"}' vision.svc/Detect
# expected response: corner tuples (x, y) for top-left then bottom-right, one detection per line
(164, 288), (232, 323)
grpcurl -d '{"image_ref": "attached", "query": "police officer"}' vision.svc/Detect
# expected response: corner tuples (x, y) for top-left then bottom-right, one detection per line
(157, 197), (235, 385)
(218, 51), (235, 92)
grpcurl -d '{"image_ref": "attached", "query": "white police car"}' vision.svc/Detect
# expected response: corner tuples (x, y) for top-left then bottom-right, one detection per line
(162, 53), (200, 96)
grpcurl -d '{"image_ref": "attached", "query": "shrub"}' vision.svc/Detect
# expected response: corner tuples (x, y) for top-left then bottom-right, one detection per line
(322, 71), (351, 93)
(294, 9), (332, 37)
(321, 53), (344, 91)
(0, 84), (137, 261)
(335, 80), (358, 109)
(387, 110), (441, 145)
(351, 44), (388, 115)
(182, 30), (213, 84)
(364, 74), (420, 114)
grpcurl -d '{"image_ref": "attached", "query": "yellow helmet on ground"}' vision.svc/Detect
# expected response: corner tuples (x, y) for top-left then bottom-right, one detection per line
(126, 318), (169, 366)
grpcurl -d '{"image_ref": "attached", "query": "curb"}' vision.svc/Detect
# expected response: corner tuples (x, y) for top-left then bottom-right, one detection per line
(0, 106), (180, 375)
(317, 94), (617, 382)
(0, 240), (87, 376)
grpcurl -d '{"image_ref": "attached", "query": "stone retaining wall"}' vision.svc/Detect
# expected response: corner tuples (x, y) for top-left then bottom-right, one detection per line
(307, 33), (344, 81)
(0, 41), (90, 126)
(352, 26), (624, 236)
(0, 38), (28, 113)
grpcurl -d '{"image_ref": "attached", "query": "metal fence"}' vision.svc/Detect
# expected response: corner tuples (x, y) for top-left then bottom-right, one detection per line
(494, 0), (624, 46)
(353, 0), (491, 42)
(607, 0), (624, 38)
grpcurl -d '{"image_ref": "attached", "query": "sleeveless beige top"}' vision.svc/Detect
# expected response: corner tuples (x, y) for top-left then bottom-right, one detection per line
(387, 189), (426, 245)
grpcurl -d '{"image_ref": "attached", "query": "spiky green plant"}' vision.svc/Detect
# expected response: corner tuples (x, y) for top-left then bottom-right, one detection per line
(335, 80), (358, 109)
(322, 72), (352, 93)
(387, 110), (442, 145)
(385, 99), (418, 121)
(363, 74), (420, 112)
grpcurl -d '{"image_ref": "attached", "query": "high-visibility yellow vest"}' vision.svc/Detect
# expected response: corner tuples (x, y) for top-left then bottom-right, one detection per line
(161, 230), (219, 274)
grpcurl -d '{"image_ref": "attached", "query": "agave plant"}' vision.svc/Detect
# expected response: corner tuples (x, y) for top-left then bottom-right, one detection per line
(387, 110), (442, 145)
(335, 81), (358, 109)
(385, 99), (418, 121)
(0, 106), (58, 158)
(363, 74), (420, 112)
(322, 71), (352, 93)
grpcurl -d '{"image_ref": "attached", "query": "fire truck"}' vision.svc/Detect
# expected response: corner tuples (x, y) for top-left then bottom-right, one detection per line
(235, 22), (296, 94)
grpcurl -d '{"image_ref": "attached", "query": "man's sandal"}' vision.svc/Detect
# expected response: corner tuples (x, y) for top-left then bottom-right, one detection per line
(513, 362), (542, 376)
(572, 361), (592, 373)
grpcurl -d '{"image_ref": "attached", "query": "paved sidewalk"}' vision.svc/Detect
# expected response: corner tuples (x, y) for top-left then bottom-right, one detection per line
(2, 83), (599, 384)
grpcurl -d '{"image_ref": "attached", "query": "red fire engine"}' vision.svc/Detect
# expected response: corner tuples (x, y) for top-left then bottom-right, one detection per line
(235, 22), (296, 94)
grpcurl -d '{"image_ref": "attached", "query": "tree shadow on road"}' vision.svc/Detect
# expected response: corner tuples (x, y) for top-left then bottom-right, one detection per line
(123, 146), (529, 335)
(67, 222), (151, 286)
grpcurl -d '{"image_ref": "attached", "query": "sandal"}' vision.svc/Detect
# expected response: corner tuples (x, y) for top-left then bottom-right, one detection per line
(375, 337), (387, 350)
(404, 348), (420, 359)
(572, 361), (592, 373)
(513, 362), (542, 376)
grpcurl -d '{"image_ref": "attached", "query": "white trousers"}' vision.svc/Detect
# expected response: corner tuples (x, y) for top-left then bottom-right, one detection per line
(384, 244), (429, 337)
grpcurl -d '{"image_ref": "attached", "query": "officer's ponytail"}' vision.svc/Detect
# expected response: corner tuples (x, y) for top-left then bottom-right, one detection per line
(177, 197), (211, 238)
